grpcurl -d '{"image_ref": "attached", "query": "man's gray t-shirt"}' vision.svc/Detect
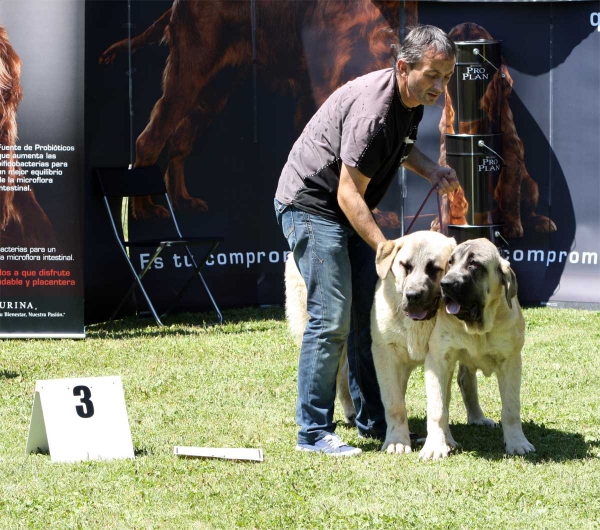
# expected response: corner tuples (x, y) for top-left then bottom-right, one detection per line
(275, 67), (424, 225)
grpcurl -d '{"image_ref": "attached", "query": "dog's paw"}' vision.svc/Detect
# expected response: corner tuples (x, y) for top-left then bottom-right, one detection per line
(373, 208), (400, 230)
(98, 42), (126, 65)
(175, 197), (209, 213)
(343, 413), (357, 426)
(505, 437), (535, 456)
(382, 440), (412, 455)
(98, 52), (116, 65)
(530, 214), (557, 234)
(418, 437), (456, 461)
(133, 204), (171, 220)
(503, 220), (524, 238)
(469, 416), (498, 428)
(131, 197), (171, 220)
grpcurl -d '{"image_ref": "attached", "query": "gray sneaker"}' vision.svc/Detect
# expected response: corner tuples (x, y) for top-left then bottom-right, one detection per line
(296, 434), (362, 457)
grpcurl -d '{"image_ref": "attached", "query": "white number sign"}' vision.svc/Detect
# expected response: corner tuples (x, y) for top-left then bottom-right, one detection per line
(25, 376), (135, 463)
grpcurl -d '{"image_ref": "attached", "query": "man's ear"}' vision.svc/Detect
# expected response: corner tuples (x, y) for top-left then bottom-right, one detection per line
(499, 258), (518, 308)
(396, 58), (409, 77)
(376, 239), (404, 280)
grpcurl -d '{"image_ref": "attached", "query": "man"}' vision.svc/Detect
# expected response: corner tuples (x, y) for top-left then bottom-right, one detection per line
(275, 25), (459, 456)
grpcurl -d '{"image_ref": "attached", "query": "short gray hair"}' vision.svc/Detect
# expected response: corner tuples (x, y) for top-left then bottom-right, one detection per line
(397, 25), (457, 66)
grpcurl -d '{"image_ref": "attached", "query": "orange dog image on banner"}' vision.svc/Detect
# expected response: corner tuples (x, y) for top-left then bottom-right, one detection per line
(0, 25), (55, 248)
(438, 22), (556, 238)
(99, 0), (418, 221)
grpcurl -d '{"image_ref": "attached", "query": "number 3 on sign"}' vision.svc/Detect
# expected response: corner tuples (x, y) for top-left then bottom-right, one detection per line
(26, 376), (135, 463)
(73, 385), (95, 418)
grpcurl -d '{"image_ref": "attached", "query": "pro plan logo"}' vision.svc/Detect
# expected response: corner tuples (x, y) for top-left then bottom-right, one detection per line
(479, 157), (501, 172)
(462, 66), (489, 81)
(592, 12), (600, 31)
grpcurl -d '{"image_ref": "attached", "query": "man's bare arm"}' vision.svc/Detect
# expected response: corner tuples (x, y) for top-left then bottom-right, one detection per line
(403, 146), (459, 195)
(337, 162), (386, 251)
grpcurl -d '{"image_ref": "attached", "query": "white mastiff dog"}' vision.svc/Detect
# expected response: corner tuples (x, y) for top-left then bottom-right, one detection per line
(371, 231), (467, 454)
(420, 238), (536, 460)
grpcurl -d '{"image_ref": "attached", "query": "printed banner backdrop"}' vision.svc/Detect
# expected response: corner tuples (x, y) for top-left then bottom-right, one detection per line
(85, 0), (600, 323)
(0, 0), (84, 337)
(416, 0), (600, 307)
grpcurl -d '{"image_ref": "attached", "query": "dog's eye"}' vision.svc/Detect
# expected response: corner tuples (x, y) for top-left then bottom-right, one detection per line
(401, 262), (412, 273)
(469, 260), (479, 270)
(426, 262), (442, 278)
(448, 257), (454, 266)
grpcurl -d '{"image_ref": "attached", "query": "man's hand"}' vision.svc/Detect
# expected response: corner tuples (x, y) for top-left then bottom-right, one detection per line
(403, 146), (460, 195)
(429, 166), (459, 195)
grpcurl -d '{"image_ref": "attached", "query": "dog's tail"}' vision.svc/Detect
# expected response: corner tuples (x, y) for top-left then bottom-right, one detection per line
(284, 256), (308, 345)
(99, 8), (172, 64)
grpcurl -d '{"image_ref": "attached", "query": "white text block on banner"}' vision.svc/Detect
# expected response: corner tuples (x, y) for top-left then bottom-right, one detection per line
(25, 376), (135, 463)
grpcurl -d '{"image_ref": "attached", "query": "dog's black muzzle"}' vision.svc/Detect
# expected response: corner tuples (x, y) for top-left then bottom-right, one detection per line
(441, 274), (482, 322)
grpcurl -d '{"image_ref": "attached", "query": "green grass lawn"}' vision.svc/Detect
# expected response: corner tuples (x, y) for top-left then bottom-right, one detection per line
(1, 307), (599, 529)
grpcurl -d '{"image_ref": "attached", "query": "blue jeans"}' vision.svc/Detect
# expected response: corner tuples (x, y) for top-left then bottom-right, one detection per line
(275, 199), (386, 444)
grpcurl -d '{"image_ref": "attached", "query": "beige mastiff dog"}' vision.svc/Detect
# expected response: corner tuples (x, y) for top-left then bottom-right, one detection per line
(371, 230), (463, 454)
(419, 238), (536, 460)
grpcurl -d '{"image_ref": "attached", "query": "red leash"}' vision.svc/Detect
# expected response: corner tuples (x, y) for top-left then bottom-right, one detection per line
(404, 184), (445, 235)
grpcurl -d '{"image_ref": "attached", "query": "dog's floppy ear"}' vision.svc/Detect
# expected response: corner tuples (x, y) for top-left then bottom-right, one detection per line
(376, 239), (403, 280)
(482, 59), (511, 122)
(499, 258), (518, 308)
(445, 237), (457, 271)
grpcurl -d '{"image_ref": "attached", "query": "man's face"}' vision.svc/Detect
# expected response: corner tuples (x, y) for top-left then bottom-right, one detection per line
(397, 50), (455, 107)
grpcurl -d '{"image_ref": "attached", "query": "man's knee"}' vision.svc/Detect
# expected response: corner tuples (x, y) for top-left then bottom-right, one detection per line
(310, 309), (351, 344)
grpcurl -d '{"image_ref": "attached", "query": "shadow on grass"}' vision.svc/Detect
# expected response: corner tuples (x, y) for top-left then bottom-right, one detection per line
(442, 420), (589, 462)
(86, 306), (286, 339)
(0, 370), (19, 380)
(28, 447), (49, 456)
(351, 417), (590, 462)
(134, 446), (152, 457)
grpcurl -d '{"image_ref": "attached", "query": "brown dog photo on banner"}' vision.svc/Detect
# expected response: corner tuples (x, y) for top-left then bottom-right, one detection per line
(437, 22), (556, 239)
(99, 0), (418, 221)
(0, 25), (55, 248)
